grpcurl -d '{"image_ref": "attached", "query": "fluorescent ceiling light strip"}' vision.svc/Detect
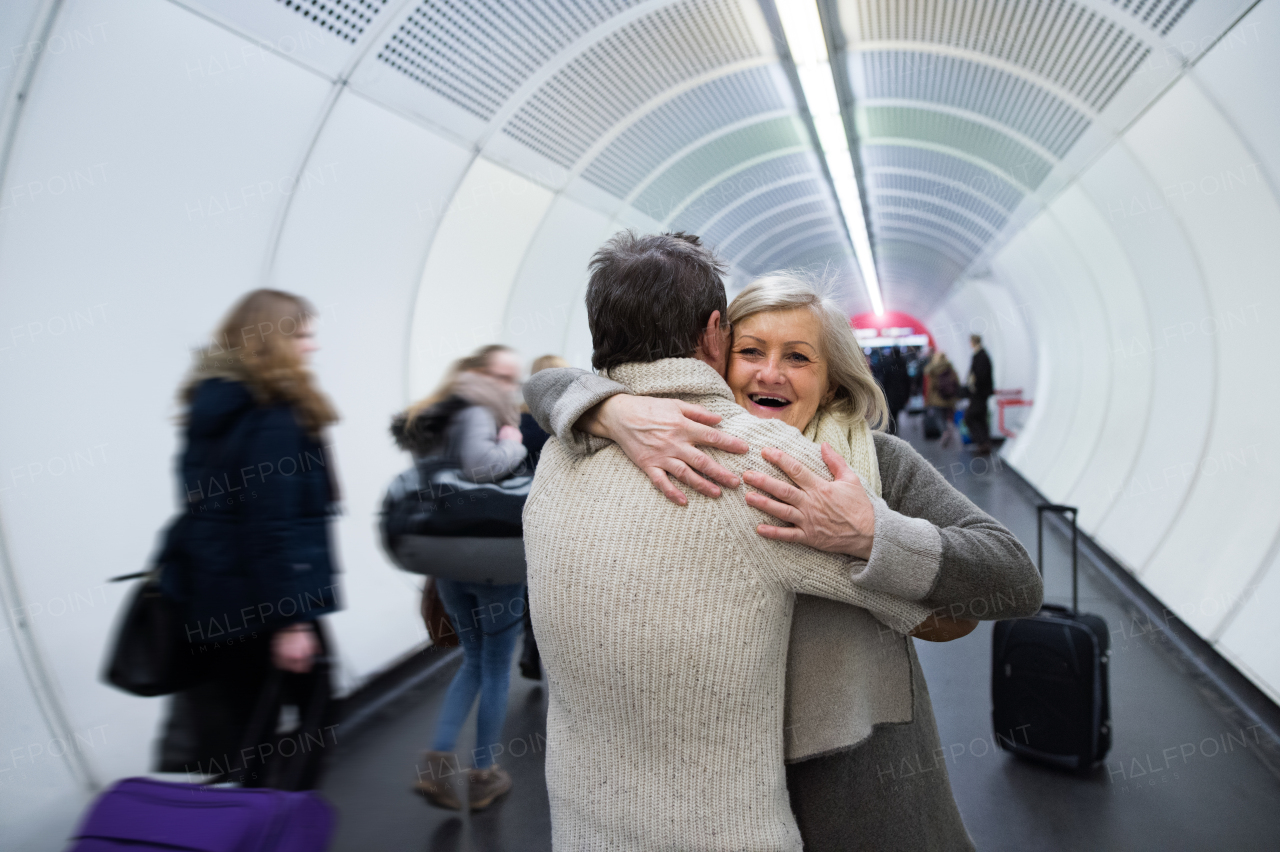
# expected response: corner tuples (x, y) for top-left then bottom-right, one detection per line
(776, 0), (884, 315)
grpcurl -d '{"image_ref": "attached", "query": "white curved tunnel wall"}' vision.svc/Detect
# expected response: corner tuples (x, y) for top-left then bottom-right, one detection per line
(930, 0), (1280, 703)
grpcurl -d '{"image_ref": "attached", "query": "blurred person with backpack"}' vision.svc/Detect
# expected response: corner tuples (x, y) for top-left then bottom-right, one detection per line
(390, 344), (528, 811)
(924, 351), (962, 447)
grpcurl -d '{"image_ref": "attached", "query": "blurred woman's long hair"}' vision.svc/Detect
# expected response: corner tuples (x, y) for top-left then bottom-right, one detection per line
(181, 289), (338, 436)
(401, 344), (513, 424)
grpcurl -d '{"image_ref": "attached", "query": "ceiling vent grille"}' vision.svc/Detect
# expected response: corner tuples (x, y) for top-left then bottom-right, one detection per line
(702, 178), (824, 245)
(502, 0), (761, 168)
(757, 239), (847, 271)
(874, 236), (968, 275)
(875, 210), (985, 255)
(670, 150), (821, 232)
(861, 106), (1052, 188)
(785, 242), (853, 270)
(867, 171), (1009, 228)
(878, 239), (967, 275)
(633, 116), (804, 222)
(721, 200), (831, 258)
(583, 65), (786, 199)
(377, 0), (642, 120)
(862, 51), (1088, 158)
(861, 144), (1024, 211)
(277, 0), (387, 43)
(871, 192), (998, 240)
(1111, 0), (1196, 35)
(851, 0), (1149, 111)
(744, 226), (844, 270)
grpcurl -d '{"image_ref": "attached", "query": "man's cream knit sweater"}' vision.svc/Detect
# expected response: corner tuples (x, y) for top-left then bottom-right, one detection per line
(524, 359), (936, 851)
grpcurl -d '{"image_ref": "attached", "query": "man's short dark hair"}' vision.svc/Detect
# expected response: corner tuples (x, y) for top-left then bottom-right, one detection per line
(586, 231), (728, 371)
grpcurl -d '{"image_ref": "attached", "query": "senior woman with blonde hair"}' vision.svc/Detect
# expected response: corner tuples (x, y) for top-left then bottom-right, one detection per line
(525, 270), (1042, 851)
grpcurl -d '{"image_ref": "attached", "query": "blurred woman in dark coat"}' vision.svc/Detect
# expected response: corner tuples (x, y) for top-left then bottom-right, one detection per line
(157, 289), (341, 790)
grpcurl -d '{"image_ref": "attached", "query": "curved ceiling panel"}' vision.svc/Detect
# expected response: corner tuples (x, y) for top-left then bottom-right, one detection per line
(876, 219), (980, 265)
(351, 0), (854, 277)
(866, 171), (1011, 228)
(871, 191), (1002, 240)
(670, 150), (822, 231)
(825, 0), (1264, 310)
(582, 64), (785, 197)
(786, 239), (855, 267)
(748, 225), (847, 272)
(721, 199), (831, 258)
(632, 114), (806, 219)
(861, 106), (1052, 189)
(861, 50), (1090, 157)
(877, 238), (970, 281)
(861, 144), (1024, 211)
(848, 0), (1151, 110)
(503, 0), (761, 167)
(378, 0), (645, 120)
(703, 179), (825, 245)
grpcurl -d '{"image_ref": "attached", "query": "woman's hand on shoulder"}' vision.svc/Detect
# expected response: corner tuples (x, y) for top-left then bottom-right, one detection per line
(498, 424), (524, 444)
(585, 394), (749, 506)
(745, 444), (877, 558)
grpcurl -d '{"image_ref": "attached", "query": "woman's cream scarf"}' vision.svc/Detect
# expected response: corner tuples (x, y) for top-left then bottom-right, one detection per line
(802, 411), (882, 499)
(785, 410), (916, 762)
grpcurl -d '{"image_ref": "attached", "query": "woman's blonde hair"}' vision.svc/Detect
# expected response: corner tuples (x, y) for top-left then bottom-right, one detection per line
(184, 289), (338, 435)
(728, 273), (889, 430)
(403, 344), (513, 423)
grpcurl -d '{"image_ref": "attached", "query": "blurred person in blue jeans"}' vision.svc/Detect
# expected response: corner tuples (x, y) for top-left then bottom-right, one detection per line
(391, 344), (528, 810)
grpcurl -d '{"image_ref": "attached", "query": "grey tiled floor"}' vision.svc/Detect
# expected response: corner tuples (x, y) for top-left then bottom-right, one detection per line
(323, 416), (1280, 851)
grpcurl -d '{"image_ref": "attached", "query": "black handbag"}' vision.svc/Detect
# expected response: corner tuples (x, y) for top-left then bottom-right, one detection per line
(104, 517), (206, 697)
(104, 408), (262, 697)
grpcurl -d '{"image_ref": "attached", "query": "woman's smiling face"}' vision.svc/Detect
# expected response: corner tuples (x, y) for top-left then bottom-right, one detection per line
(727, 307), (831, 431)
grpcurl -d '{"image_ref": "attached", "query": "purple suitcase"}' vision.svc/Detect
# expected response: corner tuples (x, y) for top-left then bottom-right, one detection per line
(68, 777), (333, 851)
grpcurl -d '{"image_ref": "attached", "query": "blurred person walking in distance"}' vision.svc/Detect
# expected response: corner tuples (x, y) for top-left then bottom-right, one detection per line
(157, 289), (341, 790)
(924, 351), (962, 448)
(391, 344), (528, 811)
(881, 346), (911, 436)
(965, 334), (994, 454)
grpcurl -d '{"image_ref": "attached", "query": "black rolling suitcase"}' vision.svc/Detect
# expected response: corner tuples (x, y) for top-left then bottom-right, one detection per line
(992, 504), (1111, 774)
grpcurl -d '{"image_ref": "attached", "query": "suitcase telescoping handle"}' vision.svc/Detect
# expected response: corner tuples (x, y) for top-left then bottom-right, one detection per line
(1036, 504), (1079, 613)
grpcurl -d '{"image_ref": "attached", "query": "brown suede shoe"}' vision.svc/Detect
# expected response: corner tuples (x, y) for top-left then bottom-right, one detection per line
(467, 764), (512, 810)
(414, 750), (462, 810)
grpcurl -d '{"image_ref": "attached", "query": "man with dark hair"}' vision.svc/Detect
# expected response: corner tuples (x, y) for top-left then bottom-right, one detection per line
(522, 231), (934, 850)
(965, 334), (994, 455)
(585, 231), (728, 370)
